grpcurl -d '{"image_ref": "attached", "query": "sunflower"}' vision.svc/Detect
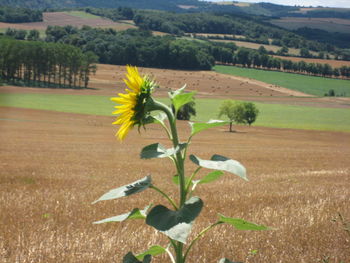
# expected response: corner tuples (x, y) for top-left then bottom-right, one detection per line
(111, 66), (155, 140)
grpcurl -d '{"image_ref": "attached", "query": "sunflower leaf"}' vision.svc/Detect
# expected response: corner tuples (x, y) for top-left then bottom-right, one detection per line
(190, 120), (229, 137)
(218, 214), (269, 230)
(168, 84), (186, 99)
(172, 92), (196, 112)
(93, 205), (151, 224)
(123, 252), (151, 263)
(146, 196), (203, 243)
(191, 170), (224, 191)
(136, 245), (167, 260)
(140, 143), (186, 159)
(92, 176), (152, 204)
(189, 154), (247, 181)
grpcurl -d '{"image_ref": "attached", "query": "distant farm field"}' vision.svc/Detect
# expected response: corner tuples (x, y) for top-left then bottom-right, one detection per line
(273, 56), (350, 68)
(1, 93), (349, 132)
(0, 12), (137, 31)
(214, 65), (350, 97)
(270, 17), (350, 33)
(210, 39), (304, 56)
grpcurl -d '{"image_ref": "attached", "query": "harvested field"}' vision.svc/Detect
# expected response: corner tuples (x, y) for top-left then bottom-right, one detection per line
(185, 33), (246, 39)
(273, 55), (350, 67)
(209, 39), (302, 56)
(0, 12), (137, 31)
(0, 107), (349, 263)
(270, 17), (350, 33)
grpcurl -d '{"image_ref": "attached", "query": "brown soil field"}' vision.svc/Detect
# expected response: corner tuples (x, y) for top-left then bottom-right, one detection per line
(210, 39), (302, 56)
(186, 33), (246, 39)
(3, 64), (349, 109)
(273, 55), (350, 67)
(0, 12), (136, 31)
(0, 106), (349, 263)
(270, 17), (350, 34)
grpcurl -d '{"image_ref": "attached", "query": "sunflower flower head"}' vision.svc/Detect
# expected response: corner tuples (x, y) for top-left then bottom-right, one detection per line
(111, 65), (156, 141)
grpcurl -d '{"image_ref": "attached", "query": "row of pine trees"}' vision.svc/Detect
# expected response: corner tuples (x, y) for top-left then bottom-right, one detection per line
(0, 38), (97, 89)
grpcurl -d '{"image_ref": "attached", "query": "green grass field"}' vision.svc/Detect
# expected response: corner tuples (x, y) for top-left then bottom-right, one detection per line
(1, 93), (349, 132)
(0, 28), (46, 38)
(214, 65), (350, 97)
(64, 11), (102, 19)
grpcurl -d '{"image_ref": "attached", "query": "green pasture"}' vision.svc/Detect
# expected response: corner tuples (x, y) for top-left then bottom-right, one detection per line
(214, 65), (350, 97)
(1, 93), (349, 132)
(64, 11), (102, 19)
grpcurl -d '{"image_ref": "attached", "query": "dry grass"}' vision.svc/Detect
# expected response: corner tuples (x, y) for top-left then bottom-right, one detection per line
(0, 107), (349, 262)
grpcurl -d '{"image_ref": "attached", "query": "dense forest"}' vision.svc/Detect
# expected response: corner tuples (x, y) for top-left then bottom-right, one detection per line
(0, 37), (97, 88)
(0, 6), (42, 22)
(44, 26), (240, 70)
(294, 28), (350, 50)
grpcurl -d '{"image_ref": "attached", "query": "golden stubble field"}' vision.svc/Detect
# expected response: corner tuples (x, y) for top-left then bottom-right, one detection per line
(1, 64), (350, 262)
(0, 105), (349, 262)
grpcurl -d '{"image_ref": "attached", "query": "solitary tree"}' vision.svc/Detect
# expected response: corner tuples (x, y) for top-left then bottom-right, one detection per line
(219, 100), (259, 131)
(242, 102), (259, 126)
(218, 100), (236, 132)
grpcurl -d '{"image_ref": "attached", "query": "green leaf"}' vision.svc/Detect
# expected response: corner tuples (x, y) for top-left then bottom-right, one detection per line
(197, 170), (224, 184)
(123, 252), (151, 263)
(218, 258), (242, 263)
(168, 84), (186, 99)
(140, 143), (187, 159)
(136, 245), (166, 260)
(92, 176), (152, 204)
(189, 154), (247, 181)
(192, 170), (224, 191)
(146, 196), (203, 243)
(219, 214), (269, 230)
(172, 92), (195, 112)
(190, 120), (229, 137)
(93, 205), (151, 224)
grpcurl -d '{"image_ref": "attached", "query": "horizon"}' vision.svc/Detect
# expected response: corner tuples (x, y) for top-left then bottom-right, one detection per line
(203, 0), (350, 9)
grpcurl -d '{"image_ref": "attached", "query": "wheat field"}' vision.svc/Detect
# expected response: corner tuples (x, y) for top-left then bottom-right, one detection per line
(0, 106), (349, 262)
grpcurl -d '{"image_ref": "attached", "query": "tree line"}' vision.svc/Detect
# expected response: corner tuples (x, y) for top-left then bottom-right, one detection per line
(0, 6), (42, 22)
(0, 37), (97, 89)
(227, 47), (350, 79)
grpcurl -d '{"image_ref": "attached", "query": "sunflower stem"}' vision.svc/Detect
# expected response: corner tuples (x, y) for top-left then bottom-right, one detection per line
(150, 185), (178, 210)
(150, 99), (187, 262)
